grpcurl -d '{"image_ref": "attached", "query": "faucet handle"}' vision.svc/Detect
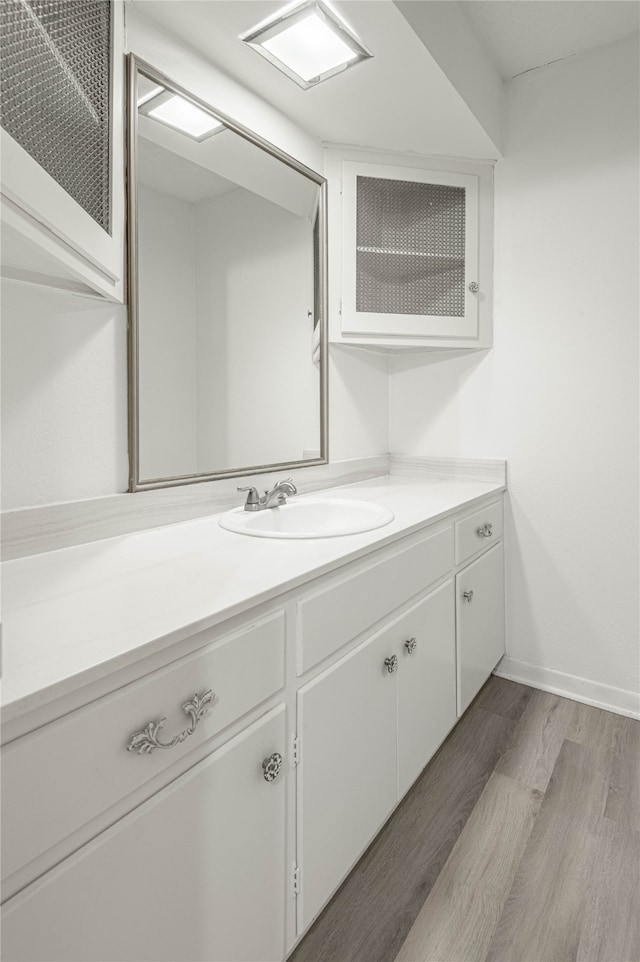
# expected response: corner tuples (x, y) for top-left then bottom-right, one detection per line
(279, 478), (297, 494)
(237, 485), (260, 508)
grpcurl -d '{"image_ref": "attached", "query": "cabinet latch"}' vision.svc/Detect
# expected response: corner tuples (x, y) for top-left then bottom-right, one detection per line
(292, 734), (301, 767)
(292, 862), (301, 898)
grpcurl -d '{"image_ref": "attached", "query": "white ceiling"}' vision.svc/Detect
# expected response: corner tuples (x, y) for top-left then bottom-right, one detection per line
(130, 1), (639, 160)
(460, 1), (639, 80)
(129, 0), (499, 159)
(138, 135), (236, 204)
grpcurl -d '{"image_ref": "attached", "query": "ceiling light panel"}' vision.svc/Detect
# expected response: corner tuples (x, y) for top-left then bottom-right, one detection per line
(141, 91), (224, 142)
(241, 0), (372, 89)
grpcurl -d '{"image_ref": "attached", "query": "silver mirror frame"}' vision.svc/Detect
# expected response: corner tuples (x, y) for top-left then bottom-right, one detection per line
(126, 54), (328, 492)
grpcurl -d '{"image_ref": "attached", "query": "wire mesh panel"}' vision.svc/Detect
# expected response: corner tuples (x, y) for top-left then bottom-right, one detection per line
(0, 0), (112, 232)
(356, 176), (465, 317)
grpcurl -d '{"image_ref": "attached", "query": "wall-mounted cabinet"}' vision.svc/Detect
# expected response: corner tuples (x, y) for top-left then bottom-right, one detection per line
(0, 0), (125, 302)
(327, 149), (494, 352)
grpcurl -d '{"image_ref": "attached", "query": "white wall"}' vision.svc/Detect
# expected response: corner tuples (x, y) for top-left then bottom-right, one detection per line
(138, 184), (198, 480)
(328, 348), (389, 462)
(194, 188), (318, 470)
(1, 282), (128, 509)
(389, 36), (639, 711)
(395, 0), (504, 154)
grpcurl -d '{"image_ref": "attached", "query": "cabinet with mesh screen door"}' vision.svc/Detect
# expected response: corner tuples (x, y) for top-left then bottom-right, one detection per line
(340, 160), (483, 346)
(0, 0), (125, 302)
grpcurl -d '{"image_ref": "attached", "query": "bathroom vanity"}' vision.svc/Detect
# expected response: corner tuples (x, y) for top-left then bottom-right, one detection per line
(1, 475), (505, 962)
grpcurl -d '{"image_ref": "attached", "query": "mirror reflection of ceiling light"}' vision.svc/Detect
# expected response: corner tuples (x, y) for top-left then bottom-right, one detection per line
(241, 0), (372, 89)
(136, 76), (164, 107)
(139, 87), (224, 142)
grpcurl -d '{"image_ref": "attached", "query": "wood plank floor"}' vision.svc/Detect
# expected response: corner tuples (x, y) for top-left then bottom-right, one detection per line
(290, 678), (640, 962)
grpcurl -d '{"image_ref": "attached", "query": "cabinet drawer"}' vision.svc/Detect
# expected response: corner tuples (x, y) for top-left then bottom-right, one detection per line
(455, 499), (503, 565)
(297, 527), (452, 674)
(1, 611), (285, 886)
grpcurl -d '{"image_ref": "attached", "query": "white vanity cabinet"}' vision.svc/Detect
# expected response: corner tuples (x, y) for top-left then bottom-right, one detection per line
(0, 1), (125, 301)
(1, 488), (506, 962)
(2, 707), (287, 962)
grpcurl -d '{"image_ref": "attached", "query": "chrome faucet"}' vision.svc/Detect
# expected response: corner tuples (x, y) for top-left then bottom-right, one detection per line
(238, 478), (297, 512)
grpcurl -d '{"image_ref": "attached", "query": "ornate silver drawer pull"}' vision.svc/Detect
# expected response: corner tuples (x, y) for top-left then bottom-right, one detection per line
(384, 655), (398, 674)
(404, 637), (417, 655)
(262, 752), (283, 782)
(476, 522), (493, 538)
(127, 689), (214, 755)
(463, 590), (474, 603)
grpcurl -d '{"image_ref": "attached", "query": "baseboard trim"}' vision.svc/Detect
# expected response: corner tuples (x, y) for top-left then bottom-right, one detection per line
(494, 656), (640, 719)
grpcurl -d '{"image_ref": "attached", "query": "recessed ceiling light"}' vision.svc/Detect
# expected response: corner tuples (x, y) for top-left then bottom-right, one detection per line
(241, 0), (372, 89)
(140, 92), (224, 142)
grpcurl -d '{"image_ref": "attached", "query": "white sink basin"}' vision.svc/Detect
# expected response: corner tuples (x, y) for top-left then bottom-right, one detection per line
(219, 498), (394, 539)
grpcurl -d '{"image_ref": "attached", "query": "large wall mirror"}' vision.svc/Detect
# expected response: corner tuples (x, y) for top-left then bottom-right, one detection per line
(127, 56), (327, 491)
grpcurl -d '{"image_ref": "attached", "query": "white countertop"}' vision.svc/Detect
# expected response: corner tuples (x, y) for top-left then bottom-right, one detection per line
(1, 476), (505, 724)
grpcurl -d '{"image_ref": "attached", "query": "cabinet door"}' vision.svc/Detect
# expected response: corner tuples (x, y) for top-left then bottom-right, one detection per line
(297, 628), (398, 932)
(341, 161), (479, 340)
(457, 543), (505, 715)
(1, 707), (286, 962)
(397, 581), (456, 798)
(0, 1), (125, 300)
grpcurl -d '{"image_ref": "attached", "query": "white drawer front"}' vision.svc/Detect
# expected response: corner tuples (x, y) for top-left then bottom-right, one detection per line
(297, 527), (452, 674)
(1, 611), (285, 885)
(455, 499), (503, 565)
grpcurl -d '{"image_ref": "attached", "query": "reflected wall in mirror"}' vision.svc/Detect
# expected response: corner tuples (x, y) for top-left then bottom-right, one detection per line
(128, 57), (327, 490)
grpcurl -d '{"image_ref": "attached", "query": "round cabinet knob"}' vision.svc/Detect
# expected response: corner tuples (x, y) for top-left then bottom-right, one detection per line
(468, 282), (479, 293)
(404, 637), (417, 655)
(476, 522), (493, 538)
(384, 655), (398, 674)
(262, 752), (283, 782)
(463, 590), (474, 603)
